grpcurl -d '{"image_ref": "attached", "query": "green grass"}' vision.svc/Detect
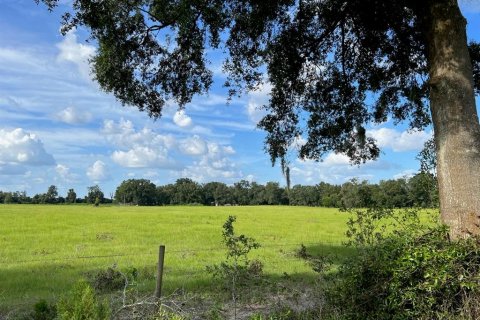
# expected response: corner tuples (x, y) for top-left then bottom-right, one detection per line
(0, 205), (350, 312)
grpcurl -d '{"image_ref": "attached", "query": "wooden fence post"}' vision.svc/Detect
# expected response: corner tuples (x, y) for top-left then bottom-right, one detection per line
(155, 245), (165, 299)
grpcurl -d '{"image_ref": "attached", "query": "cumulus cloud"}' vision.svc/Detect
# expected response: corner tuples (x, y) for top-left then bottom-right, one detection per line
(181, 142), (241, 182)
(289, 152), (394, 185)
(173, 109), (193, 128)
(179, 135), (207, 156)
(103, 119), (176, 150)
(86, 160), (109, 181)
(368, 128), (431, 152)
(56, 164), (78, 182)
(112, 147), (175, 168)
(56, 106), (92, 124)
(56, 30), (95, 81)
(0, 128), (55, 168)
(103, 119), (178, 169)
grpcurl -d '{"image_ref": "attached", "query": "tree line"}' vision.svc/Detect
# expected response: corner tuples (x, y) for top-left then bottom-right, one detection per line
(0, 172), (437, 208)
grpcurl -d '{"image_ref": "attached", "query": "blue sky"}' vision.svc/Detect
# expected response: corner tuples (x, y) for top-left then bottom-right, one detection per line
(0, 0), (479, 198)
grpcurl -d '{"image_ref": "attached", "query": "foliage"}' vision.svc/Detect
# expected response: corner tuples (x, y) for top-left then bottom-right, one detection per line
(115, 179), (157, 205)
(36, 0), (480, 166)
(87, 185), (104, 204)
(207, 215), (262, 316)
(207, 216), (262, 283)
(328, 207), (480, 320)
(56, 281), (110, 320)
(249, 308), (321, 320)
(66, 188), (77, 204)
(151, 308), (186, 320)
(88, 267), (125, 293)
(0, 175), (440, 208)
(416, 137), (437, 176)
(169, 178), (204, 205)
(20, 299), (57, 320)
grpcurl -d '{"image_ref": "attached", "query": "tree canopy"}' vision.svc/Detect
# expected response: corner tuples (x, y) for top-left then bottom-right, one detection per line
(37, 0), (480, 162)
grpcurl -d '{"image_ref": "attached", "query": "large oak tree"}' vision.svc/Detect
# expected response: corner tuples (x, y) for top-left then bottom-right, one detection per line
(38, 0), (480, 238)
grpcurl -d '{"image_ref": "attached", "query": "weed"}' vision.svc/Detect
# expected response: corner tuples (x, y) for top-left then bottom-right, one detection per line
(56, 280), (110, 320)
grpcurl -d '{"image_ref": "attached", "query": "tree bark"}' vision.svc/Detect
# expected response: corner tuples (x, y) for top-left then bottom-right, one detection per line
(426, 0), (480, 239)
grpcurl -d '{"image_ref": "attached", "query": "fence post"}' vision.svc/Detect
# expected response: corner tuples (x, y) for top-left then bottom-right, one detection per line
(155, 245), (165, 299)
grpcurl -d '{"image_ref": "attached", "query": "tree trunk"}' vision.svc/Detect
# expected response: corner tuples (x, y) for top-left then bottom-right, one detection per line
(426, 0), (480, 239)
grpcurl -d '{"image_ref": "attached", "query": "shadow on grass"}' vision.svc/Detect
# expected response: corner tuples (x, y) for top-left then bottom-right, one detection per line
(0, 242), (356, 316)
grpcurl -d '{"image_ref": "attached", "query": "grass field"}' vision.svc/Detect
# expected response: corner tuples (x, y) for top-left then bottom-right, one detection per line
(0, 205), (352, 313)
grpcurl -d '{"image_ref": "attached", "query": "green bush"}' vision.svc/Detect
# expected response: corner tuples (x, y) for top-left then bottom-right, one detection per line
(329, 208), (480, 320)
(20, 299), (57, 320)
(56, 281), (110, 320)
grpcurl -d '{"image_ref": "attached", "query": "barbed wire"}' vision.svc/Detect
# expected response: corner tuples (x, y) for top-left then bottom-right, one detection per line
(0, 240), (345, 265)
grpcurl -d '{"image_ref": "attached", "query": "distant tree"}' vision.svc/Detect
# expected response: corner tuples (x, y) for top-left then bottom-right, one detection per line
(115, 179), (157, 205)
(66, 189), (77, 204)
(3, 193), (13, 204)
(86, 185), (104, 204)
(339, 179), (373, 209)
(408, 172), (439, 208)
(15, 191), (31, 204)
(156, 184), (173, 205)
(171, 178), (203, 205)
(289, 185), (322, 207)
(203, 182), (232, 206)
(250, 182), (267, 205)
(374, 179), (412, 208)
(264, 182), (287, 205)
(45, 185), (58, 204)
(232, 180), (252, 205)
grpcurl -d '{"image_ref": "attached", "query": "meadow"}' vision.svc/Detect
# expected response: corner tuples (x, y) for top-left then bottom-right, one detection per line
(0, 205), (351, 313)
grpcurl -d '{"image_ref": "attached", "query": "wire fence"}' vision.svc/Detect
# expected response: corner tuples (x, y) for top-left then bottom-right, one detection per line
(0, 240), (345, 265)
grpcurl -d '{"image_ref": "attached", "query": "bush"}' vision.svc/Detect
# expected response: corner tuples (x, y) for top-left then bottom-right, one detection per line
(206, 215), (262, 284)
(89, 267), (125, 293)
(20, 299), (57, 320)
(56, 281), (110, 320)
(328, 208), (480, 320)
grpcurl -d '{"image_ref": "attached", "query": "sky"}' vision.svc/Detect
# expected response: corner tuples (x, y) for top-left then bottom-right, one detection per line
(0, 0), (479, 198)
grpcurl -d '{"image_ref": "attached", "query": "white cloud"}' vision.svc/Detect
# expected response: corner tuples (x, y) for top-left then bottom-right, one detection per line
(56, 106), (92, 124)
(0, 128), (55, 168)
(368, 128), (431, 152)
(179, 135), (207, 156)
(112, 147), (175, 168)
(103, 119), (179, 169)
(245, 82), (271, 124)
(103, 119), (176, 150)
(180, 142), (241, 182)
(86, 160), (109, 182)
(290, 152), (394, 185)
(393, 169), (417, 180)
(246, 101), (267, 124)
(173, 109), (193, 128)
(56, 30), (96, 81)
(56, 164), (78, 182)
(322, 153), (351, 166)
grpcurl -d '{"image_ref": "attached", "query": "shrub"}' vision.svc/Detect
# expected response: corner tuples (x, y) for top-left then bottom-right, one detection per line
(56, 281), (110, 320)
(328, 208), (480, 320)
(89, 267), (125, 293)
(206, 215), (262, 284)
(20, 299), (57, 320)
